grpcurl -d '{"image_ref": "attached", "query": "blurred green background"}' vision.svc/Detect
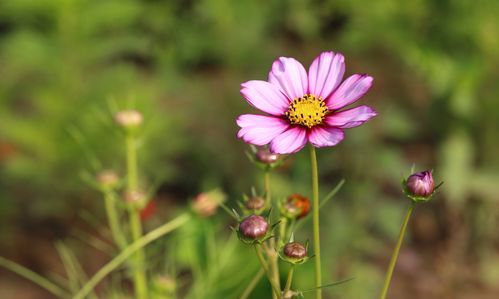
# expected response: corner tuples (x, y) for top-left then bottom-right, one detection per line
(1, 0), (499, 298)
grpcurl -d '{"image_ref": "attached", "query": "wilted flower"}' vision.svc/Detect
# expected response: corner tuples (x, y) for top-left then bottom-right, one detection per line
(114, 110), (143, 128)
(140, 199), (157, 221)
(192, 189), (226, 217)
(281, 193), (310, 219)
(96, 170), (119, 190)
(403, 170), (440, 203)
(237, 215), (270, 244)
(237, 51), (376, 154)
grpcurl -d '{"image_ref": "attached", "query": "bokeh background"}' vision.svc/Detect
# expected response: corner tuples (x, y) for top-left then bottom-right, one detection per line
(1, 0), (499, 298)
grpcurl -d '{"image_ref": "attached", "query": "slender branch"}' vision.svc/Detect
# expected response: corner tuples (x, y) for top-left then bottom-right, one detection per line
(283, 265), (295, 297)
(104, 191), (126, 248)
(125, 133), (147, 299)
(254, 245), (281, 298)
(377, 203), (415, 299)
(309, 145), (322, 299)
(72, 213), (190, 299)
(239, 268), (265, 299)
(0, 256), (71, 299)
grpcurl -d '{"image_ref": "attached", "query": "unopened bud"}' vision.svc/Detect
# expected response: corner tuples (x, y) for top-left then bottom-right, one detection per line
(283, 242), (307, 259)
(124, 190), (147, 208)
(245, 196), (265, 211)
(406, 170), (435, 197)
(192, 189), (226, 217)
(96, 170), (119, 190)
(256, 148), (280, 164)
(239, 215), (269, 240)
(114, 110), (143, 128)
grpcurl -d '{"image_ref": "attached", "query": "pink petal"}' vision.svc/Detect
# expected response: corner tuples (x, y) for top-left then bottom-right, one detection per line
(308, 52), (345, 99)
(325, 105), (377, 128)
(308, 126), (344, 148)
(269, 127), (308, 154)
(236, 114), (289, 146)
(268, 57), (308, 100)
(241, 80), (290, 116)
(326, 74), (373, 110)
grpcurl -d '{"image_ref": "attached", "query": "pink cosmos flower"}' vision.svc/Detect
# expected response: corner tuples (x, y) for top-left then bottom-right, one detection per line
(236, 51), (377, 154)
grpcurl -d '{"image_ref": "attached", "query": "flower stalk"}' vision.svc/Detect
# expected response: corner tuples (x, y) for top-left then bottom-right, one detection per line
(255, 245), (281, 298)
(283, 265), (295, 297)
(309, 145), (322, 299)
(103, 191), (127, 248)
(377, 203), (415, 299)
(125, 132), (148, 299)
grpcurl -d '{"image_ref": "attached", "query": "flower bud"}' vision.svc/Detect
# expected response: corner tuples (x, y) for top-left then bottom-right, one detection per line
(283, 242), (307, 259)
(239, 215), (269, 240)
(114, 110), (143, 128)
(256, 148), (280, 164)
(192, 189), (226, 218)
(244, 196), (266, 212)
(279, 241), (309, 265)
(96, 170), (119, 190)
(123, 190), (147, 209)
(403, 170), (440, 203)
(406, 171), (434, 197)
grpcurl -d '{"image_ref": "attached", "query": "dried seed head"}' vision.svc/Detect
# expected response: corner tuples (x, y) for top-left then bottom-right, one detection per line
(283, 242), (307, 259)
(239, 215), (269, 239)
(114, 110), (143, 128)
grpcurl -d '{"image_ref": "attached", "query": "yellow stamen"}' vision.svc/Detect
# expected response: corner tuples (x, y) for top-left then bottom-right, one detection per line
(285, 94), (329, 128)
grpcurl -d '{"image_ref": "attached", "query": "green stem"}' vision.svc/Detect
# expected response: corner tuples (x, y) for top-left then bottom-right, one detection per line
(309, 145), (322, 299)
(377, 203), (415, 299)
(279, 217), (288, 245)
(239, 268), (265, 299)
(104, 191), (126, 248)
(125, 133), (147, 299)
(283, 266), (294, 297)
(0, 256), (71, 299)
(254, 245), (281, 298)
(73, 214), (190, 299)
(264, 170), (281, 299)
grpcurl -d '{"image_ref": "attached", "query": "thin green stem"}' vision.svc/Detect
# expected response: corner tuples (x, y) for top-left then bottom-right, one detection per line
(0, 256), (71, 299)
(104, 191), (127, 248)
(309, 145), (322, 299)
(283, 266), (295, 297)
(239, 268), (265, 299)
(263, 170), (281, 299)
(254, 245), (281, 298)
(73, 214), (190, 299)
(125, 133), (147, 299)
(377, 203), (415, 299)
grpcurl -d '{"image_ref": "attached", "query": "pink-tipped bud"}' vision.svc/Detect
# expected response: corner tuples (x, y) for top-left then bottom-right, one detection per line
(114, 110), (143, 128)
(124, 190), (147, 208)
(96, 170), (119, 190)
(406, 170), (435, 197)
(239, 215), (269, 240)
(245, 196), (265, 211)
(283, 242), (307, 259)
(256, 148), (280, 164)
(192, 189), (226, 218)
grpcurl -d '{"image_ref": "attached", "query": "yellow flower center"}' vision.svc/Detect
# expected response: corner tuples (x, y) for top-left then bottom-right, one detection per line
(285, 94), (329, 128)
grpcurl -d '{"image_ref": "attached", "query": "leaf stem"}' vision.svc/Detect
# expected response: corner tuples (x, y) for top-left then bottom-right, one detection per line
(377, 203), (415, 299)
(309, 145), (322, 299)
(0, 256), (70, 299)
(72, 214), (190, 299)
